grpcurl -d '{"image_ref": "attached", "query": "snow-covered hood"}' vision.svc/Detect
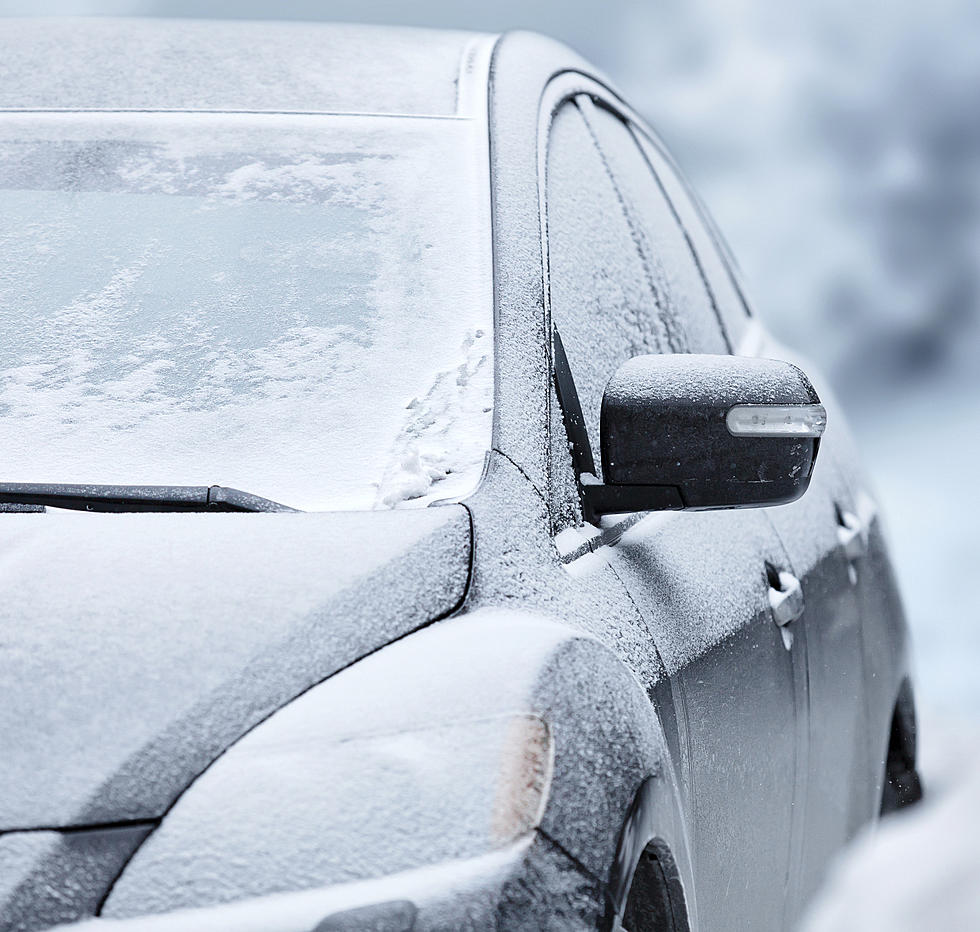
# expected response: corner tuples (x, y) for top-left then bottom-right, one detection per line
(0, 506), (471, 831)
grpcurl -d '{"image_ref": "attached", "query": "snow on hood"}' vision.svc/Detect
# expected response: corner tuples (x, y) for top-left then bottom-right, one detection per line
(0, 506), (470, 830)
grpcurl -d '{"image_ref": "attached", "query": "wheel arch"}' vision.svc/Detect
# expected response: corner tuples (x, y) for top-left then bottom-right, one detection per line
(604, 774), (696, 932)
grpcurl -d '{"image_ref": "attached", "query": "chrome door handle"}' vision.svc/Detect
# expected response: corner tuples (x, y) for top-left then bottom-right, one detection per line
(769, 570), (805, 627)
(836, 509), (868, 561)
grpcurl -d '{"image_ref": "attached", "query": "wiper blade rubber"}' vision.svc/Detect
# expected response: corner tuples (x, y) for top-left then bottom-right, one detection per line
(0, 483), (300, 514)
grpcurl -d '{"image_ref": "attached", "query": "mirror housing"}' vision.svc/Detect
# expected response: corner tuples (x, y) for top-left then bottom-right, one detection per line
(582, 354), (826, 520)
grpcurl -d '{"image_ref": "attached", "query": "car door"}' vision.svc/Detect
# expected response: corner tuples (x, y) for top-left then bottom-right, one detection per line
(768, 444), (871, 903)
(634, 131), (875, 904)
(543, 90), (808, 930)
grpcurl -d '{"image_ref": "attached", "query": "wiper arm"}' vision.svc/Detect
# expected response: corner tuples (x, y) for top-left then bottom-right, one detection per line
(0, 483), (301, 514)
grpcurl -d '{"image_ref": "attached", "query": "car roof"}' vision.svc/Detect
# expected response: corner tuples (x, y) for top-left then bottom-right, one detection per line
(0, 18), (496, 116)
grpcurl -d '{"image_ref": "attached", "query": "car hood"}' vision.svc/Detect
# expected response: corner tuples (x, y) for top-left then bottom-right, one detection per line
(0, 506), (471, 831)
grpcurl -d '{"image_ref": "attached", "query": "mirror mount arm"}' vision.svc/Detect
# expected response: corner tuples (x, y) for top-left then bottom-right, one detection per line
(552, 330), (689, 524)
(552, 327), (603, 523)
(581, 483), (684, 524)
(552, 327), (596, 477)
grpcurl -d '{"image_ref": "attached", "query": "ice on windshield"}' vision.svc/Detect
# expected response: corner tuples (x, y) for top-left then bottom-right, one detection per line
(0, 112), (493, 510)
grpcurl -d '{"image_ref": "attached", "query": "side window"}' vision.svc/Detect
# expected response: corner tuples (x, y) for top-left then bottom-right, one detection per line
(635, 132), (753, 346)
(546, 96), (730, 508)
(546, 98), (668, 477)
(582, 100), (731, 358)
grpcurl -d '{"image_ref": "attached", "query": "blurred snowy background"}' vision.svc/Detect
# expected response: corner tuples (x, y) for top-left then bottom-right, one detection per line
(3, 0), (978, 925)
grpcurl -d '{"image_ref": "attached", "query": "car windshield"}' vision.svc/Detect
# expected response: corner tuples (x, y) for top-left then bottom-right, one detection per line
(0, 112), (493, 511)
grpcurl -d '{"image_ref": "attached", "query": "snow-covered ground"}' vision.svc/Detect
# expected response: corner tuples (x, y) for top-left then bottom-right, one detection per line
(800, 748), (980, 931)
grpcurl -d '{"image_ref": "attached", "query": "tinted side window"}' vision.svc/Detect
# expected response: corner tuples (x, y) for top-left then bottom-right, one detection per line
(546, 97), (732, 488)
(636, 133), (753, 345)
(582, 100), (730, 357)
(546, 99), (668, 476)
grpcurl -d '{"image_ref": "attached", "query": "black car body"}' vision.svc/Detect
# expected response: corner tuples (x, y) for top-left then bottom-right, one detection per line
(0, 20), (918, 932)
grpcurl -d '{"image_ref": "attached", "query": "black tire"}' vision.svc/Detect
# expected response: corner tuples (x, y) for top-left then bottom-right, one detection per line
(880, 682), (924, 815)
(619, 846), (679, 931)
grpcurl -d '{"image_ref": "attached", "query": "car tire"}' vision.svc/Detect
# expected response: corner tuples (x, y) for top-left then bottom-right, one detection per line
(880, 682), (924, 814)
(617, 844), (684, 931)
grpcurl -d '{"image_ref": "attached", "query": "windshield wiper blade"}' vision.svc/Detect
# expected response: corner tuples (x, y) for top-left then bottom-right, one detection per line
(0, 483), (301, 514)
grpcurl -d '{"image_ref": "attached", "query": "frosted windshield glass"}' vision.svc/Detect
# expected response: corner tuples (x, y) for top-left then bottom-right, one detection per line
(0, 113), (493, 511)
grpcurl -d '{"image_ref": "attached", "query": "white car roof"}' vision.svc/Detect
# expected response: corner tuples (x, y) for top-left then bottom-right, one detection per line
(0, 18), (495, 116)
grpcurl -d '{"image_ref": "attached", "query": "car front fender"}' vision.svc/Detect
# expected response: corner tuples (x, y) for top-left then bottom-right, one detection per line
(98, 608), (691, 926)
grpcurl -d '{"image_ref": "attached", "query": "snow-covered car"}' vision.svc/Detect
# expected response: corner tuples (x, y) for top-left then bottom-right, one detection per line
(0, 19), (921, 932)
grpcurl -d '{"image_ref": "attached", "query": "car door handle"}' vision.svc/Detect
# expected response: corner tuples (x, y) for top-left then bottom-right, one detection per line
(768, 569), (805, 627)
(836, 509), (868, 561)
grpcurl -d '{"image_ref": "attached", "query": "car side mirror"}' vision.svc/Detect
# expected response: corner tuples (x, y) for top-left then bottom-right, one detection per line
(582, 354), (826, 520)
